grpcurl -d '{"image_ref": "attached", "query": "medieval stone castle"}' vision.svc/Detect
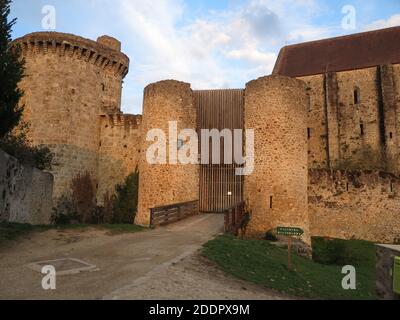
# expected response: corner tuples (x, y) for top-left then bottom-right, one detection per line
(10, 26), (400, 245)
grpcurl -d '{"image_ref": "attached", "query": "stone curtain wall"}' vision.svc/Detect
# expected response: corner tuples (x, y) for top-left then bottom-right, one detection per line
(244, 75), (311, 245)
(301, 74), (329, 169)
(97, 114), (142, 203)
(0, 150), (53, 225)
(11, 32), (129, 201)
(309, 169), (400, 243)
(300, 64), (400, 174)
(135, 80), (199, 227)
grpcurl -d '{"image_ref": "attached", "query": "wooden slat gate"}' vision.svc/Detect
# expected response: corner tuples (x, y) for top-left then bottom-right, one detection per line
(194, 89), (244, 213)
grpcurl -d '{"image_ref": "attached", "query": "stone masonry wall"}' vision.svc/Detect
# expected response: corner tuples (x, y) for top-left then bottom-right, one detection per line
(299, 64), (400, 174)
(0, 149), (53, 225)
(301, 74), (329, 169)
(97, 113), (142, 203)
(309, 169), (400, 243)
(244, 75), (311, 245)
(11, 32), (129, 202)
(135, 80), (199, 226)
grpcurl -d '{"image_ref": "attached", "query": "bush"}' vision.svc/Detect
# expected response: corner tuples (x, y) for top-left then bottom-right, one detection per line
(112, 169), (139, 224)
(312, 237), (356, 265)
(51, 170), (139, 225)
(0, 123), (54, 170)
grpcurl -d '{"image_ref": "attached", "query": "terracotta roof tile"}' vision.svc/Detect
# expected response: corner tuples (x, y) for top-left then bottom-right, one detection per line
(272, 26), (400, 77)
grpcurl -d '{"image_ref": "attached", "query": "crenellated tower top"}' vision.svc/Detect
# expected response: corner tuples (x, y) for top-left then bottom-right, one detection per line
(11, 32), (129, 78)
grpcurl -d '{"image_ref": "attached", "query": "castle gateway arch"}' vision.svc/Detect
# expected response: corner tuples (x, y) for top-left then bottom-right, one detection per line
(194, 89), (245, 213)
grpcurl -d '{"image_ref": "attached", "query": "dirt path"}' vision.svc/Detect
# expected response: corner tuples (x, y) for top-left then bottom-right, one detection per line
(105, 253), (290, 300)
(0, 214), (288, 300)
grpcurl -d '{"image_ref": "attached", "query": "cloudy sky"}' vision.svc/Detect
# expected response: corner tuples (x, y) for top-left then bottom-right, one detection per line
(10, 0), (400, 114)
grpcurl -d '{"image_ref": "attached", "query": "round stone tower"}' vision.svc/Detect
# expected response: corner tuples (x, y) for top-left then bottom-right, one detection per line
(11, 32), (129, 200)
(135, 80), (199, 227)
(244, 75), (311, 245)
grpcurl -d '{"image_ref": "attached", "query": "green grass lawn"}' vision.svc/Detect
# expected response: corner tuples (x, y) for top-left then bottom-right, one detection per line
(202, 234), (376, 300)
(0, 222), (144, 244)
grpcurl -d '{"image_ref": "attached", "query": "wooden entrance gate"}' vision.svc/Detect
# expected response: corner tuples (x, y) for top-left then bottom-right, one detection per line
(194, 89), (244, 213)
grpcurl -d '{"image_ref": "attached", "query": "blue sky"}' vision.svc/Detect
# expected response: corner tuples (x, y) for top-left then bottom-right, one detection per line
(10, 0), (400, 115)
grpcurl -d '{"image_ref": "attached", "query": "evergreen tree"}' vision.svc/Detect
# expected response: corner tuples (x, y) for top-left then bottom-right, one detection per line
(0, 0), (53, 170)
(0, 0), (24, 138)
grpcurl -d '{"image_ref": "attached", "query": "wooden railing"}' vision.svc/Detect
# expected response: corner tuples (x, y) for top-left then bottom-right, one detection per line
(150, 200), (199, 228)
(224, 202), (245, 235)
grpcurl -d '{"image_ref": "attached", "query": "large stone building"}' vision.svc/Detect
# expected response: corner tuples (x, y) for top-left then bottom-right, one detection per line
(11, 32), (141, 204)
(11, 26), (400, 245)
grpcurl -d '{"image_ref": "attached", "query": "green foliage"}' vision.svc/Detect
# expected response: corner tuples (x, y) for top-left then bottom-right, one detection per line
(203, 235), (376, 299)
(0, 122), (54, 170)
(112, 169), (139, 224)
(51, 170), (139, 226)
(0, 1), (54, 170)
(0, 0), (24, 138)
(312, 237), (374, 267)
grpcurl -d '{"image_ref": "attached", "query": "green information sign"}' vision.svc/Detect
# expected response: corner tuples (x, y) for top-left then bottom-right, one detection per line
(276, 226), (304, 271)
(277, 227), (304, 237)
(394, 256), (400, 295)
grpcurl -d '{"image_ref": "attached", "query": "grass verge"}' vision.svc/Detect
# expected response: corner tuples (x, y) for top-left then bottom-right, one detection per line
(0, 222), (144, 244)
(202, 234), (376, 300)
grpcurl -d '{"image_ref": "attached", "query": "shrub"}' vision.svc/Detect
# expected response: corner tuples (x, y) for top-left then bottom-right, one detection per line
(112, 169), (139, 224)
(312, 237), (356, 265)
(51, 170), (139, 225)
(0, 123), (55, 170)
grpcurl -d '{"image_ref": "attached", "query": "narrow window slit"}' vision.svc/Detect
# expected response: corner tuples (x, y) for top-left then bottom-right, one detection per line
(354, 87), (360, 104)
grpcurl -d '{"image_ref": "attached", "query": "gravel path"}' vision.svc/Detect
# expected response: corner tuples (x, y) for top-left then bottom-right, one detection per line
(0, 214), (289, 300)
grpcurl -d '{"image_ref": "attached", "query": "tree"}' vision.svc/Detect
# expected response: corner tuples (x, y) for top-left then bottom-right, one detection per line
(0, 0), (24, 138)
(0, 0), (54, 170)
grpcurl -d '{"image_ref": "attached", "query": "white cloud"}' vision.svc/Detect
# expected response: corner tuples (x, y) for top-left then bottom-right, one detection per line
(12, 0), (400, 116)
(103, 0), (336, 113)
(225, 48), (276, 66)
(287, 25), (336, 42)
(363, 14), (400, 31)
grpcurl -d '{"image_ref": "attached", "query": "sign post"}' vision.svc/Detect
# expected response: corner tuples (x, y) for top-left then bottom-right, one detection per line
(277, 227), (304, 271)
